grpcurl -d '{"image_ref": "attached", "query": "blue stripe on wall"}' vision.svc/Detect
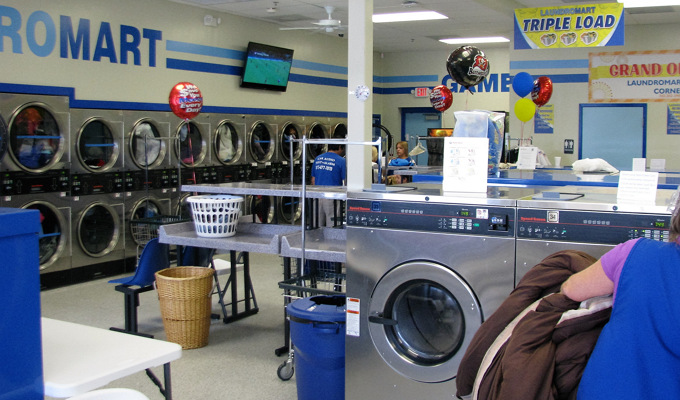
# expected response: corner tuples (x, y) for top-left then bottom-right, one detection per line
(166, 40), (246, 61)
(166, 58), (242, 75)
(376, 87), (415, 95)
(509, 73), (589, 84)
(289, 73), (346, 87)
(510, 59), (589, 70)
(374, 75), (439, 84)
(0, 82), (346, 116)
(292, 60), (347, 75)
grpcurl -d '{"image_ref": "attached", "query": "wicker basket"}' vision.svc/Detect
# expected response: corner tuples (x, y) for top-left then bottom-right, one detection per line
(155, 267), (214, 349)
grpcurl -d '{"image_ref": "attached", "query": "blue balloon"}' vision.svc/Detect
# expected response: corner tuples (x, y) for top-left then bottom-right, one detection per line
(512, 72), (534, 97)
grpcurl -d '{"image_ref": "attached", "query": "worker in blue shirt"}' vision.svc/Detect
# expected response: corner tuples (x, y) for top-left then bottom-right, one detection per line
(311, 144), (346, 226)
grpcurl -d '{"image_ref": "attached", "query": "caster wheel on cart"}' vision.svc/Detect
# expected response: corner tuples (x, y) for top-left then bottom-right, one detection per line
(277, 361), (294, 381)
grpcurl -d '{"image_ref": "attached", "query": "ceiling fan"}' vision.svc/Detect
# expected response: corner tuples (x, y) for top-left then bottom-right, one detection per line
(279, 6), (347, 33)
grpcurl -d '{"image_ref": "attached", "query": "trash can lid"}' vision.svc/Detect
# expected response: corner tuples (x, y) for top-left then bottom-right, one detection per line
(286, 295), (346, 323)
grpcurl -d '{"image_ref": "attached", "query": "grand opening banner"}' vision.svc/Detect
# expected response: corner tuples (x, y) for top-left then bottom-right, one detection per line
(590, 50), (680, 102)
(514, 3), (624, 50)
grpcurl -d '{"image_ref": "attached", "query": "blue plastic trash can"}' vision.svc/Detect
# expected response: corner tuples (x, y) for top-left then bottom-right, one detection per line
(287, 295), (346, 400)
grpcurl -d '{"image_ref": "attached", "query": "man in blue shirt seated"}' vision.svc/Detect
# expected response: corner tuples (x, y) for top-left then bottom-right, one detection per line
(311, 144), (346, 226)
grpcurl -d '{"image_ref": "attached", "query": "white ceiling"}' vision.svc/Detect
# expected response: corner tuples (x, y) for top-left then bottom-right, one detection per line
(166, 0), (680, 53)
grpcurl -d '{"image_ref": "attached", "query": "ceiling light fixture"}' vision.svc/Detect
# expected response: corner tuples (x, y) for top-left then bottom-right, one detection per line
(372, 11), (448, 23)
(439, 36), (510, 44)
(618, 0), (680, 7)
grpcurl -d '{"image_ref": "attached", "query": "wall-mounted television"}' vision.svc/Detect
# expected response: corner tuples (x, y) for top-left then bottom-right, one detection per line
(240, 42), (294, 92)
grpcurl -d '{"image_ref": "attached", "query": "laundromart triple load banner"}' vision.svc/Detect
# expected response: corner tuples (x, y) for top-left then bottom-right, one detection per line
(514, 3), (624, 50)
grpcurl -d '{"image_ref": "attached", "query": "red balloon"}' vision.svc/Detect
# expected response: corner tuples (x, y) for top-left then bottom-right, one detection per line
(169, 82), (203, 120)
(430, 85), (453, 112)
(531, 76), (553, 107)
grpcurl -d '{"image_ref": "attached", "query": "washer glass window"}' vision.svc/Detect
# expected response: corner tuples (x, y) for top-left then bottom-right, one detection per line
(279, 196), (301, 223)
(332, 123), (347, 139)
(281, 123), (301, 161)
(131, 121), (162, 167)
(177, 121), (205, 166)
(385, 280), (464, 366)
(251, 195), (274, 224)
(215, 121), (242, 164)
(0, 113), (7, 163)
(25, 203), (63, 269)
(79, 204), (117, 256)
(250, 122), (272, 163)
(176, 194), (192, 220)
(10, 105), (62, 171)
(78, 120), (117, 171)
(308, 123), (328, 159)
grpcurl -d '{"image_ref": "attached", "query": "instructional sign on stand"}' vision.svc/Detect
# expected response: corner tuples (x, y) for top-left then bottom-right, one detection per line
(617, 171), (658, 204)
(517, 146), (538, 170)
(443, 137), (488, 193)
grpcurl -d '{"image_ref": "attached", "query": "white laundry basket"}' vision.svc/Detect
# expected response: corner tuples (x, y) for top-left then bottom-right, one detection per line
(187, 195), (243, 238)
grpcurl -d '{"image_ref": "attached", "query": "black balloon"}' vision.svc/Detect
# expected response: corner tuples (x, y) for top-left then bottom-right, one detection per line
(446, 46), (490, 91)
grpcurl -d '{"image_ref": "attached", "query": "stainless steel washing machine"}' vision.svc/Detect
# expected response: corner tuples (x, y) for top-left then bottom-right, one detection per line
(70, 109), (124, 175)
(245, 117), (277, 181)
(515, 186), (675, 285)
(276, 119), (304, 184)
(70, 172), (125, 271)
(123, 167), (173, 262)
(123, 111), (172, 172)
(0, 110), (7, 208)
(0, 93), (70, 173)
(345, 185), (532, 399)
(2, 193), (71, 274)
(208, 113), (247, 184)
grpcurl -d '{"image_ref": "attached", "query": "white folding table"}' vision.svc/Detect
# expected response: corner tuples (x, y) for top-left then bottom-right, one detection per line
(41, 318), (182, 399)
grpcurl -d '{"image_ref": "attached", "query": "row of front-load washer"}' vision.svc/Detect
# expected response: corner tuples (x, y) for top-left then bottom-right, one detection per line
(0, 92), (346, 287)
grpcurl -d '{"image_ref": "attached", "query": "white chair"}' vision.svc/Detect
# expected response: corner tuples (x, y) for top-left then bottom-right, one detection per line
(67, 388), (150, 400)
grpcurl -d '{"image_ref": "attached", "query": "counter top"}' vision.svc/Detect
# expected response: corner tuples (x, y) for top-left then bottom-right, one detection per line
(181, 182), (347, 200)
(280, 227), (346, 262)
(159, 219), (301, 254)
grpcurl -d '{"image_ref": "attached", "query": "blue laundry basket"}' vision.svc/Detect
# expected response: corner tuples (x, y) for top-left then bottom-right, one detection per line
(287, 295), (346, 400)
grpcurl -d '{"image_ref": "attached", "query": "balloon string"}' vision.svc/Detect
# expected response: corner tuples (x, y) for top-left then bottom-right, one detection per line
(465, 91), (469, 111)
(186, 121), (197, 190)
(521, 121), (525, 143)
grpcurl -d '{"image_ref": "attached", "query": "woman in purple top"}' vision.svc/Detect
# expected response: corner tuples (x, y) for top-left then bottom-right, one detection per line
(561, 188), (680, 399)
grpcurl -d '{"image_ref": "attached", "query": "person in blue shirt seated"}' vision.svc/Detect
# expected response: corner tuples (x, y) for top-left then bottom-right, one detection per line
(311, 144), (346, 227)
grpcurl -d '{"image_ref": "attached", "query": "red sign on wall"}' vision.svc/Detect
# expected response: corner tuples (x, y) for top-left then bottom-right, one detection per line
(415, 87), (429, 97)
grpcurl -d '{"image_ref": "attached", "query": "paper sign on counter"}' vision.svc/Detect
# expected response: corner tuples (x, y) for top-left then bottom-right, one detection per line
(632, 158), (646, 172)
(346, 297), (360, 337)
(442, 137), (488, 193)
(650, 159), (666, 172)
(516, 147), (538, 170)
(617, 171), (658, 204)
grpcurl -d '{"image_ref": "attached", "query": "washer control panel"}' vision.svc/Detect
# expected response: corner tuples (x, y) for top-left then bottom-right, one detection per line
(347, 199), (514, 237)
(1, 169), (70, 195)
(71, 172), (124, 195)
(517, 208), (671, 244)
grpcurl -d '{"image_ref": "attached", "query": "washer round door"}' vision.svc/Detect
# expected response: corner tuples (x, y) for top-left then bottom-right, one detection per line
(280, 122), (302, 162)
(0, 112), (7, 164)
(307, 122), (328, 160)
(76, 118), (120, 172)
(129, 119), (167, 169)
(175, 193), (192, 220)
(22, 201), (67, 270)
(129, 198), (164, 245)
(248, 121), (275, 163)
(368, 261), (482, 383)
(77, 202), (120, 257)
(278, 196), (301, 223)
(8, 103), (65, 173)
(176, 121), (207, 167)
(214, 120), (243, 165)
(332, 123), (347, 139)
